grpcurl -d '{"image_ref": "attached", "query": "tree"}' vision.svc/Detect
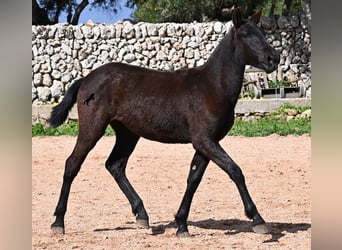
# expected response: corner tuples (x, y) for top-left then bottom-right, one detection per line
(132, 0), (306, 23)
(32, 0), (121, 25)
(133, 0), (236, 23)
(301, 0), (311, 22)
(32, 0), (53, 25)
(32, 0), (309, 25)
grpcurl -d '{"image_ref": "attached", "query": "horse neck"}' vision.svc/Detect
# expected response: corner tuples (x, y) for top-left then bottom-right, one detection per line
(203, 31), (245, 104)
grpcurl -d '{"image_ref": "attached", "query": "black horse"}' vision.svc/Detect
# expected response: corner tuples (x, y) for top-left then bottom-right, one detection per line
(49, 8), (280, 237)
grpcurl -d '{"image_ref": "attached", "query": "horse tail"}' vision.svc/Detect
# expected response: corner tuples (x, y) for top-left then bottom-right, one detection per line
(49, 78), (83, 128)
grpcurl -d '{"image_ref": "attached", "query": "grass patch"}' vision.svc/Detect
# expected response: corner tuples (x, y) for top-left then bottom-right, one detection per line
(32, 104), (311, 137)
(272, 103), (311, 116)
(229, 104), (311, 137)
(228, 117), (310, 137)
(32, 121), (115, 137)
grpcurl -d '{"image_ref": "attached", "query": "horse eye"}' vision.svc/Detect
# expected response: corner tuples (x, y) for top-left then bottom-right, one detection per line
(258, 27), (266, 36)
(241, 32), (248, 38)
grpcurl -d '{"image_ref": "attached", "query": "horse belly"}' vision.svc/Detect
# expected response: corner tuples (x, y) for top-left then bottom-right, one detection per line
(118, 108), (191, 144)
(129, 121), (191, 144)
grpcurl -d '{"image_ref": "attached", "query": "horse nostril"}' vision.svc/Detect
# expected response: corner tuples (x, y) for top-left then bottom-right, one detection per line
(267, 52), (280, 65)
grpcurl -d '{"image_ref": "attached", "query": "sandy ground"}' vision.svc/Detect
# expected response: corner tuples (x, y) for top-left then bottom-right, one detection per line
(32, 134), (311, 249)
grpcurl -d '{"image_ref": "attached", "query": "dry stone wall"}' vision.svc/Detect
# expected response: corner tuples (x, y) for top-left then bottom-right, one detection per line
(32, 13), (311, 103)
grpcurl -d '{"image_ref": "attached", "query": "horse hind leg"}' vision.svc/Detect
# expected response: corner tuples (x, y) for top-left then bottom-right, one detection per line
(51, 112), (109, 234)
(105, 123), (149, 229)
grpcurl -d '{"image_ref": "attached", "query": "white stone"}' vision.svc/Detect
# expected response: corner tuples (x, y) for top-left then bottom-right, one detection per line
(42, 74), (52, 87)
(214, 22), (223, 33)
(50, 81), (64, 97)
(37, 86), (51, 101)
(124, 53), (136, 63)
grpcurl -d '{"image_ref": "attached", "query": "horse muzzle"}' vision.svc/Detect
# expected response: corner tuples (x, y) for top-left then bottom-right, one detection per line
(262, 50), (280, 74)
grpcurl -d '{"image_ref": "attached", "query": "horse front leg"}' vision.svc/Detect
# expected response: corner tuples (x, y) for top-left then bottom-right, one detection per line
(175, 151), (209, 237)
(193, 138), (268, 234)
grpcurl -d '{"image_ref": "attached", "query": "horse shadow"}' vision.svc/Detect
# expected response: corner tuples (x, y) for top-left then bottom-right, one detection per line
(94, 218), (311, 242)
(191, 218), (311, 243)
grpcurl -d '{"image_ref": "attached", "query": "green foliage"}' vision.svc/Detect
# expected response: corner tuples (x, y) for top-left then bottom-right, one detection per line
(34, 0), (306, 25)
(34, 0), (121, 25)
(228, 116), (311, 137)
(268, 79), (290, 88)
(133, 0), (304, 23)
(32, 121), (115, 137)
(133, 0), (162, 23)
(134, 0), (204, 23)
(228, 104), (311, 137)
(272, 103), (310, 115)
(32, 121), (78, 136)
(105, 125), (115, 136)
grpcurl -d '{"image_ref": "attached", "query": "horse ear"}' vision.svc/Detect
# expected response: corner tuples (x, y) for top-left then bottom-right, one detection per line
(250, 8), (263, 24)
(232, 7), (243, 27)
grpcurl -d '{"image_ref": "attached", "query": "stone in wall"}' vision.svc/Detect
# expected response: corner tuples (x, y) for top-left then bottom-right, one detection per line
(32, 13), (311, 103)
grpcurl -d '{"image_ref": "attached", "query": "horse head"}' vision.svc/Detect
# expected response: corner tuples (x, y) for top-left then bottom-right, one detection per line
(232, 8), (280, 73)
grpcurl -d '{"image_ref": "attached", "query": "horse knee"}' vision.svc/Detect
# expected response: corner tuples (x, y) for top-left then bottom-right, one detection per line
(63, 156), (81, 181)
(105, 159), (126, 180)
(227, 164), (245, 183)
(105, 160), (117, 176)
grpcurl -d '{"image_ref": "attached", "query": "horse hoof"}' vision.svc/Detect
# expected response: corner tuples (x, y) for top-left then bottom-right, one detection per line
(252, 223), (269, 234)
(51, 225), (65, 234)
(176, 231), (191, 238)
(136, 219), (149, 229)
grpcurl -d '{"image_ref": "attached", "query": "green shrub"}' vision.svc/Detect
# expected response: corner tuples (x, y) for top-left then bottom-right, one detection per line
(228, 116), (311, 137)
(32, 121), (114, 137)
(268, 80), (290, 88)
(272, 103), (311, 115)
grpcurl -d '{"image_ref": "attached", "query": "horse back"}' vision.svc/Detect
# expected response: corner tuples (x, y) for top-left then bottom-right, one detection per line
(77, 62), (196, 143)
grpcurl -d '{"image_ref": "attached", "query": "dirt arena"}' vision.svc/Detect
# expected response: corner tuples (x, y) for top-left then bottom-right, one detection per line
(32, 135), (311, 249)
